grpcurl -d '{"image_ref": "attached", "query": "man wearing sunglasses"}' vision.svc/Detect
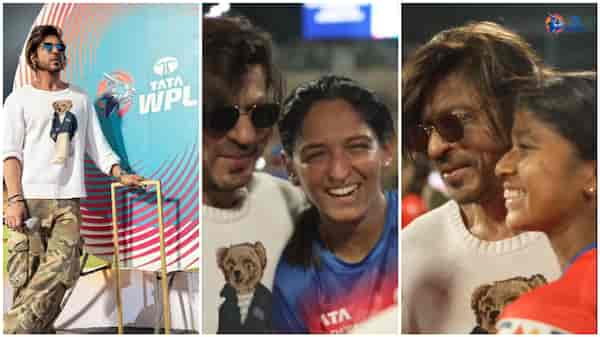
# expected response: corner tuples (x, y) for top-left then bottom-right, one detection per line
(202, 17), (305, 333)
(401, 22), (561, 333)
(2, 25), (143, 333)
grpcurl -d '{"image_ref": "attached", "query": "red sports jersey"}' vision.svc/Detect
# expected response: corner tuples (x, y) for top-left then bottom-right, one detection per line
(496, 248), (597, 334)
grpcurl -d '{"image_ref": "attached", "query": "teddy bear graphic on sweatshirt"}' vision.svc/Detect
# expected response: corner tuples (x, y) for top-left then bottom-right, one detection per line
(50, 99), (77, 164)
(216, 241), (272, 333)
(470, 274), (547, 333)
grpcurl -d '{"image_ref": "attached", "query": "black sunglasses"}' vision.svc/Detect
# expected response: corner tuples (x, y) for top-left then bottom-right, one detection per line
(409, 112), (470, 153)
(204, 103), (280, 133)
(41, 42), (66, 53)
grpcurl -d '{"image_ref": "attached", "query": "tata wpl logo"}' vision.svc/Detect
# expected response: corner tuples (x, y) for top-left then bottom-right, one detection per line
(96, 71), (136, 117)
(153, 57), (178, 76)
(139, 57), (197, 114)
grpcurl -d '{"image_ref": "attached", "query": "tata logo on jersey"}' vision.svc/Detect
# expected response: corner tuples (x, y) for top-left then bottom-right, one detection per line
(320, 308), (353, 332)
(139, 57), (198, 114)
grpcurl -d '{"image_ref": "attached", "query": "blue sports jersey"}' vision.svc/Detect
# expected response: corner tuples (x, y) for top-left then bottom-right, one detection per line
(272, 191), (398, 333)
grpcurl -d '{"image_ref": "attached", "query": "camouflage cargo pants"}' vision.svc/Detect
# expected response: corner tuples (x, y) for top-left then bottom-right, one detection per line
(4, 199), (83, 334)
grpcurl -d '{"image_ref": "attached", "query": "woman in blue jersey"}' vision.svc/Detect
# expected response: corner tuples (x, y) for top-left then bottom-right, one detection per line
(495, 73), (596, 334)
(273, 75), (398, 333)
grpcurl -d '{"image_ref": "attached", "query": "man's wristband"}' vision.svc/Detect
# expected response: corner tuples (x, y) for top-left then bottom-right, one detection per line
(7, 199), (25, 205)
(7, 193), (22, 201)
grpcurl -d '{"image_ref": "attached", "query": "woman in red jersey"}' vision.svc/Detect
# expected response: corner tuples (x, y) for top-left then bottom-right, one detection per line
(495, 72), (597, 334)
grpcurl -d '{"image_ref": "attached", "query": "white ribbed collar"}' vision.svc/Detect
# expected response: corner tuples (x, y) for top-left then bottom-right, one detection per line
(202, 187), (251, 223)
(445, 200), (546, 255)
(25, 84), (71, 96)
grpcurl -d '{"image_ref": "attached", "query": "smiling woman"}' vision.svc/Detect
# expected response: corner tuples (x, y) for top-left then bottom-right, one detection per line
(495, 72), (597, 334)
(272, 75), (398, 333)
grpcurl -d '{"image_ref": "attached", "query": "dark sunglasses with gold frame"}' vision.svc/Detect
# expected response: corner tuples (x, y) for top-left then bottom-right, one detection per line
(203, 103), (280, 133)
(409, 110), (473, 153)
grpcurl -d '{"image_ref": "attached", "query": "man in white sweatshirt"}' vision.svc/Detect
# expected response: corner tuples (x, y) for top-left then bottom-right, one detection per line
(401, 22), (561, 333)
(2, 25), (143, 333)
(202, 16), (305, 333)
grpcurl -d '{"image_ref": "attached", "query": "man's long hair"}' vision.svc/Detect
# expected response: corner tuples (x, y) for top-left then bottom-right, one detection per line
(402, 21), (545, 158)
(203, 16), (283, 113)
(25, 25), (66, 71)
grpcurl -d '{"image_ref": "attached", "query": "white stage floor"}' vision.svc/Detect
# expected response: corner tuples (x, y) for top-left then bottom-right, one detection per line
(3, 268), (199, 332)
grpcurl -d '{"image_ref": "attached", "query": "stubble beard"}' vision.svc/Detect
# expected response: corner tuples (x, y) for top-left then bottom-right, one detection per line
(36, 59), (64, 74)
(203, 167), (253, 206)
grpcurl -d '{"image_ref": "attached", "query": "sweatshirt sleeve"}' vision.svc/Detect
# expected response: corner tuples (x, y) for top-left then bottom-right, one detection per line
(84, 97), (120, 175)
(2, 92), (25, 163)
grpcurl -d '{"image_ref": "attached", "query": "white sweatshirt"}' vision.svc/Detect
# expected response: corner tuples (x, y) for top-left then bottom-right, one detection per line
(401, 200), (561, 333)
(202, 172), (306, 333)
(2, 84), (120, 199)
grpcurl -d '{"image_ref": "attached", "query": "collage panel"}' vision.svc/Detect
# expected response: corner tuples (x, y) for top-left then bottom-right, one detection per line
(3, 3), (199, 334)
(202, 3), (399, 334)
(2, 1), (597, 336)
(401, 3), (597, 334)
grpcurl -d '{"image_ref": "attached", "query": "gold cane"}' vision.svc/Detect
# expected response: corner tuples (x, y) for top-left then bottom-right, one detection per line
(111, 180), (171, 334)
